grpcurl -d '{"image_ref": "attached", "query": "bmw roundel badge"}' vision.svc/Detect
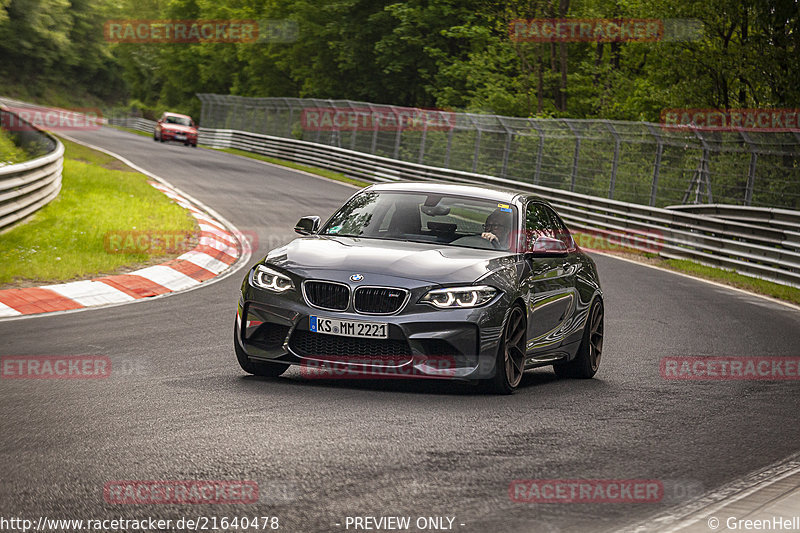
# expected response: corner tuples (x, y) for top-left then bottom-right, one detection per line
(350, 274), (364, 282)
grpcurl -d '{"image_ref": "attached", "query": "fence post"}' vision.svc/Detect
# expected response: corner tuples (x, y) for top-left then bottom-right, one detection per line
(471, 115), (481, 173)
(347, 101), (358, 151)
(530, 120), (544, 185)
(739, 130), (757, 206)
(498, 117), (512, 179)
(393, 106), (403, 159)
(688, 129), (713, 204)
(418, 111), (428, 165)
(199, 94), (209, 127)
(605, 121), (620, 199)
(645, 123), (663, 207)
(284, 98), (294, 138)
(564, 120), (581, 192)
(444, 124), (454, 168)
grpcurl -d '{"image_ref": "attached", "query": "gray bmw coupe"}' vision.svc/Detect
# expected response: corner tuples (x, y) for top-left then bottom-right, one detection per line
(235, 182), (603, 394)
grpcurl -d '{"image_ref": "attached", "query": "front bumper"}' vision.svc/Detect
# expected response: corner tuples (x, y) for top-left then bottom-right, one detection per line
(236, 278), (509, 381)
(161, 130), (197, 143)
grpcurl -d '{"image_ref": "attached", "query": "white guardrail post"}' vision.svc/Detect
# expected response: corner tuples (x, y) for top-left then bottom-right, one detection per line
(0, 107), (64, 231)
(106, 117), (800, 289)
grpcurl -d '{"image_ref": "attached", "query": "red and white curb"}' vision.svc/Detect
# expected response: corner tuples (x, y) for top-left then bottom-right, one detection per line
(0, 138), (251, 319)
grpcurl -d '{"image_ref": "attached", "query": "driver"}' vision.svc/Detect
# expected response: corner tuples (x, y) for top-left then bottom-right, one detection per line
(481, 208), (513, 248)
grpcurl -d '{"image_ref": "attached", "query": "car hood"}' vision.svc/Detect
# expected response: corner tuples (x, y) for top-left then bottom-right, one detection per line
(162, 124), (196, 133)
(264, 236), (517, 284)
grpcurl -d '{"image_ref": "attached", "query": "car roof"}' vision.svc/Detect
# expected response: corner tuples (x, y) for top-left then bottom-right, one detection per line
(366, 181), (531, 204)
(164, 112), (192, 119)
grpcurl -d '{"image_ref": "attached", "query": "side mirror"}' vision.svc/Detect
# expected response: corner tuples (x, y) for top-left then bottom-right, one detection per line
(294, 216), (321, 235)
(526, 236), (568, 257)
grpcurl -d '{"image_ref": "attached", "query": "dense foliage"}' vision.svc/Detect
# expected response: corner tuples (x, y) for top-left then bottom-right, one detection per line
(0, 0), (797, 119)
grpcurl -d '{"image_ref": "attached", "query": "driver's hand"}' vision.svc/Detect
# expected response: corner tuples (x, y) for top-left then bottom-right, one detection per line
(481, 232), (498, 243)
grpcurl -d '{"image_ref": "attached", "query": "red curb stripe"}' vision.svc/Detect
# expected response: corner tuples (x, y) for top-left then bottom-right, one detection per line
(162, 259), (216, 282)
(200, 231), (235, 244)
(0, 288), (84, 314)
(194, 217), (227, 233)
(193, 245), (237, 265)
(96, 275), (171, 298)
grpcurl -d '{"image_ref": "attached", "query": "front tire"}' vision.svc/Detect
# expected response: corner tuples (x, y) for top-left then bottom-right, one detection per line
(553, 298), (603, 379)
(485, 304), (527, 394)
(234, 323), (288, 378)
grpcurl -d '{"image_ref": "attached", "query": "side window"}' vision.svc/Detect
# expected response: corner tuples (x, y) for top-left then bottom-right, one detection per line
(542, 206), (574, 249)
(524, 203), (555, 251)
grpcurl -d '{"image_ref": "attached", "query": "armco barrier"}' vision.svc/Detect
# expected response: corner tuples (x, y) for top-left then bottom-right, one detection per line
(107, 118), (800, 288)
(0, 107), (64, 231)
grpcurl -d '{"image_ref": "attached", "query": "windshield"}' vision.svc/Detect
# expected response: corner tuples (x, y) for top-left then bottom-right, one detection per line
(165, 116), (192, 126)
(320, 191), (518, 251)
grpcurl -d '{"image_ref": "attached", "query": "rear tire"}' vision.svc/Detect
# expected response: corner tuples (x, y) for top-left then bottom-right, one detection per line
(484, 304), (527, 394)
(553, 298), (603, 379)
(234, 322), (288, 378)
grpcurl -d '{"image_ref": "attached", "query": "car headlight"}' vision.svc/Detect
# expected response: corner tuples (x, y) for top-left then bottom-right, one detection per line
(251, 264), (294, 292)
(420, 286), (498, 309)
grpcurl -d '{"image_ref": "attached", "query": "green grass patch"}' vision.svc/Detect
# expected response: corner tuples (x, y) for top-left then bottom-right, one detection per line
(213, 146), (371, 188)
(0, 129), (28, 166)
(0, 137), (197, 287)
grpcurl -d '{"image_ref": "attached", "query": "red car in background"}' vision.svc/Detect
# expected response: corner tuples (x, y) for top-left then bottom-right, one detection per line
(154, 112), (198, 147)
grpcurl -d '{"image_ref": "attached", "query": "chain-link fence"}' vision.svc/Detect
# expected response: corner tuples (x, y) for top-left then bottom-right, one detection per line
(196, 94), (800, 209)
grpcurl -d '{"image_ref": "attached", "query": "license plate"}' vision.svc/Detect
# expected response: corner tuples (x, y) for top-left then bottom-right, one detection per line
(175, 134), (186, 140)
(309, 316), (388, 339)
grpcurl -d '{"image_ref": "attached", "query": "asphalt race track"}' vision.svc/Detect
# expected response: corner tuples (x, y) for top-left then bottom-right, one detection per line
(1, 126), (799, 533)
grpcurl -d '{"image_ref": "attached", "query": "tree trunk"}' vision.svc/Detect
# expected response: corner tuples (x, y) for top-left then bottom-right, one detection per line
(557, 0), (570, 111)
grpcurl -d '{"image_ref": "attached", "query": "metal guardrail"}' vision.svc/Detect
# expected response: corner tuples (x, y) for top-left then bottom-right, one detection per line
(0, 107), (64, 231)
(666, 204), (800, 236)
(108, 118), (800, 288)
(110, 117), (157, 133)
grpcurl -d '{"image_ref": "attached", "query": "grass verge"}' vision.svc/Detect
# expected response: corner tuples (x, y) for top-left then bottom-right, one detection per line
(0, 129), (28, 166)
(573, 231), (800, 306)
(0, 137), (198, 287)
